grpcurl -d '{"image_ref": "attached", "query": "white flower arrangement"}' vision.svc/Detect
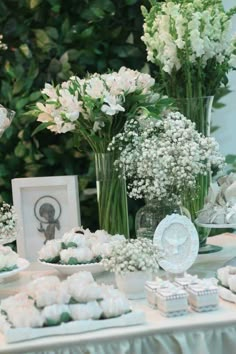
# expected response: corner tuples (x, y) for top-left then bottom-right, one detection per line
(35, 67), (171, 152)
(0, 202), (17, 245)
(101, 238), (160, 275)
(109, 112), (225, 203)
(141, 0), (236, 97)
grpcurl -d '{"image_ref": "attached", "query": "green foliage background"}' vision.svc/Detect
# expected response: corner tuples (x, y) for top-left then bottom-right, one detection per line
(0, 0), (150, 231)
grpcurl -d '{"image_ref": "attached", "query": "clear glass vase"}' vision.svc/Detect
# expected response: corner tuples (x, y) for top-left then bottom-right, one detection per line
(135, 199), (184, 240)
(175, 96), (214, 251)
(95, 152), (129, 238)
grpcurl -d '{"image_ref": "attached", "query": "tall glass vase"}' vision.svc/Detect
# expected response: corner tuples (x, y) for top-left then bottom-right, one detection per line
(95, 152), (130, 238)
(176, 96), (219, 253)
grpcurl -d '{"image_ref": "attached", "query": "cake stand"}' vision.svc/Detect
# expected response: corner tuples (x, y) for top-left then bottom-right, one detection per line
(195, 220), (236, 254)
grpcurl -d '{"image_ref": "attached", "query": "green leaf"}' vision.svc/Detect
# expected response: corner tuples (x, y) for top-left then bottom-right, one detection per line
(125, 0), (138, 5)
(32, 122), (55, 136)
(19, 44), (32, 58)
(29, 0), (42, 9)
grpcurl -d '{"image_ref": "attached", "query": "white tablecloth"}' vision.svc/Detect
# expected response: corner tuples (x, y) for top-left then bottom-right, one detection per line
(1, 233), (236, 354)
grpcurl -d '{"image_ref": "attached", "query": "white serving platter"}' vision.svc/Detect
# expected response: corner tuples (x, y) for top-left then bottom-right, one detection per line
(0, 258), (29, 280)
(3, 311), (145, 344)
(195, 220), (236, 229)
(38, 259), (105, 275)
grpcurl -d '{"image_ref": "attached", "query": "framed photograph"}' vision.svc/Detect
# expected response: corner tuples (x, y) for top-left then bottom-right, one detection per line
(12, 176), (81, 262)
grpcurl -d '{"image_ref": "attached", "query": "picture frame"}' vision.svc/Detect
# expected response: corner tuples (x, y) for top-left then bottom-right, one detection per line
(12, 176), (81, 262)
(153, 214), (199, 274)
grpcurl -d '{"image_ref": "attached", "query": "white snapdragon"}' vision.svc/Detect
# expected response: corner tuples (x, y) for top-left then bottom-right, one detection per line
(110, 113), (224, 202)
(142, 1), (236, 74)
(102, 238), (160, 275)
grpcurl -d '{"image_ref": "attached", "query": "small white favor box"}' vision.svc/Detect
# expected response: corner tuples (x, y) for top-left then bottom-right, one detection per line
(145, 280), (173, 309)
(155, 287), (188, 317)
(174, 274), (199, 289)
(187, 282), (219, 312)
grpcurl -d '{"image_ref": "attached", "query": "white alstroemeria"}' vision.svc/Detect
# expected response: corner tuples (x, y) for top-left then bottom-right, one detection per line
(85, 77), (106, 99)
(42, 83), (58, 99)
(101, 95), (125, 116)
(58, 88), (82, 121)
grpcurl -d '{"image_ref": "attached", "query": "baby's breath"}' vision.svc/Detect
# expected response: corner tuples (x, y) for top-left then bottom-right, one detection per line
(101, 238), (160, 275)
(109, 112), (225, 203)
(0, 203), (17, 243)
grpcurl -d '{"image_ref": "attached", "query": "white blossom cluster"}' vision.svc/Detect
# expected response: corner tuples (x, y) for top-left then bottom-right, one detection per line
(0, 203), (17, 244)
(102, 238), (160, 275)
(110, 112), (225, 202)
(0, 34), (7, 50)
(36, 67), (156, 137)
(141, 1), (236, 75)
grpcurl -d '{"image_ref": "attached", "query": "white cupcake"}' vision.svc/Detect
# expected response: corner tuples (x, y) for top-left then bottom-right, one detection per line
(66, 280), (103, 302)
(67, 271), (94, 285)
(38, 240), (61, 262)
(62, 232), (89, 248)
(42, 304), (71, 326)
(69, 301), (102, 321)
(60, 247), (94, 264)
(27, 276), (64, 308)
(1, 293), (33, 313)
(6, 305), (43, 328)
(99, 296), (130, 318)
(0, 245), (18, 271)
(94, 230), (111, 243)
(91, 242), (113, 258)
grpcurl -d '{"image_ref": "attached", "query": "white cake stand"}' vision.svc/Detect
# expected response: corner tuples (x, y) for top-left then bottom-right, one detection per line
(195, 220), (236, 254)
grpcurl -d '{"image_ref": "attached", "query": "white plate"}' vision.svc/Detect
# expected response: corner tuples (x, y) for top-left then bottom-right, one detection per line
(3, 311), (145, 343)
(0, 258), (30, 280)
(38, 259), (105, 275)
(195, 220), (236, 229)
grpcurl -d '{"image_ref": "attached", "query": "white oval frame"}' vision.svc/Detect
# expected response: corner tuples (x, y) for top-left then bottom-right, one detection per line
(153, 214), (199, 274)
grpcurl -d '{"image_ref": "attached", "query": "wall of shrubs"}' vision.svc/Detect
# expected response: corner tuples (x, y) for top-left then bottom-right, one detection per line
(0, 0), (150, 231)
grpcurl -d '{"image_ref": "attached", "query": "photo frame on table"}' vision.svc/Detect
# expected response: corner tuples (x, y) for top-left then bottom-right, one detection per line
(12, 176), (81, 262)
(153, 214), (199, 275)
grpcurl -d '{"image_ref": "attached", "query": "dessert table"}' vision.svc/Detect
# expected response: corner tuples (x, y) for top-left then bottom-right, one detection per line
(1, 233), (236, 354)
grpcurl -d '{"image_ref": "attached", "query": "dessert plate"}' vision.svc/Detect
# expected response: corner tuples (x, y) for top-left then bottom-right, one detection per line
(0, 258), (29, 280)
(38, 259), (105, 276)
